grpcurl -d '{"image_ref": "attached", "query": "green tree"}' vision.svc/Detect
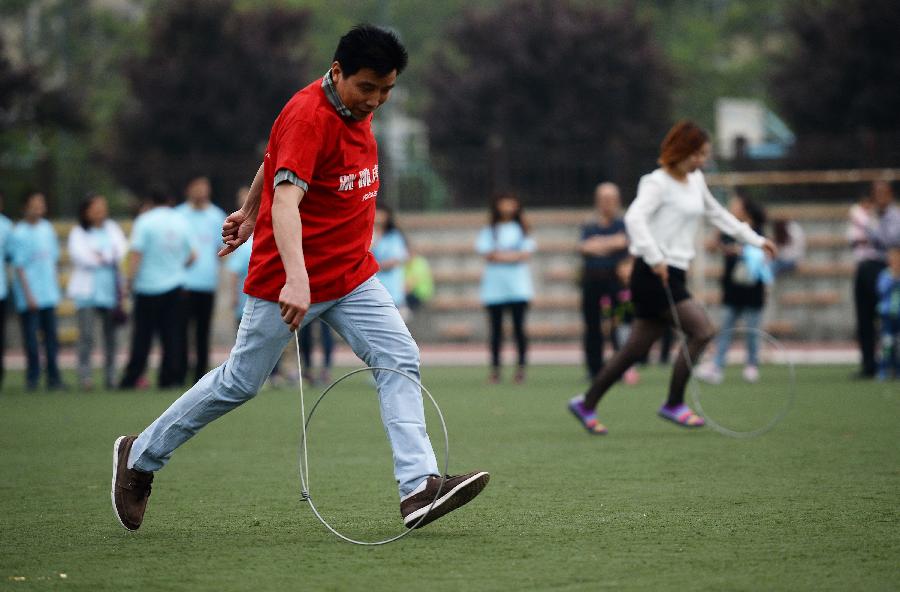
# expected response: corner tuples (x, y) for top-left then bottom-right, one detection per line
(770, 0), (900, 166)
(425, 0), (675, 206)
(112, 0), (313, 201)
(0, 33), (84, 213)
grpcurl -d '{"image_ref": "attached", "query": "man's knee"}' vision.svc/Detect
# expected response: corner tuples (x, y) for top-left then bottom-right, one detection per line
(219, 366), (261, 401)
(378, 334), (420, 372)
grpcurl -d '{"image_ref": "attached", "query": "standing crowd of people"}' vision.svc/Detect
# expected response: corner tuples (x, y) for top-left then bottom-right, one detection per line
(0, 176), (254, 392)
(0, 149), (895, 395)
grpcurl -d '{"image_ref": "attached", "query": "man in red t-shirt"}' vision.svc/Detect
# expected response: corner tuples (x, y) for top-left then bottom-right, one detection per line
(112, 25), (489, 533)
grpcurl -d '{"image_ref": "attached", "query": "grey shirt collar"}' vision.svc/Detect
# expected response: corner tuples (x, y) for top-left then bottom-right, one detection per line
(321, 70), (353, 119)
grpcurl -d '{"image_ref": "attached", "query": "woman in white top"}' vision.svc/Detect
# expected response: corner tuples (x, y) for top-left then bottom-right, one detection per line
(67, 193), (127, 389)
(568, 121), (776, 434)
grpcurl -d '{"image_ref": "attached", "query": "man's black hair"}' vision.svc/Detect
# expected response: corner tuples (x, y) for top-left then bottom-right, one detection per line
(333, 24), (408, 77)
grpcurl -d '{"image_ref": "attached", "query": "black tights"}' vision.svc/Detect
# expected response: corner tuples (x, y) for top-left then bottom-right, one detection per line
(584, 298), (715, 409)
(487, 301), (528, 369)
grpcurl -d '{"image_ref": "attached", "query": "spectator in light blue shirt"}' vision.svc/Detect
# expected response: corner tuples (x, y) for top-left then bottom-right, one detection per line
(176, 175), (227, 383)
(226, 239), (253, 326)
(0, 192), (14, 389)
(475, 193), (536, 384)
(11, 191), (64, 390)
(120, 188), (195, 389)
(372, 206), (409, 309)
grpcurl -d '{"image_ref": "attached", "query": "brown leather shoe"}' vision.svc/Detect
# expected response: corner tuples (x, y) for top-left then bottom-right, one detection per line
(401, 471), (490, 529)
(111, 435), (154, 531)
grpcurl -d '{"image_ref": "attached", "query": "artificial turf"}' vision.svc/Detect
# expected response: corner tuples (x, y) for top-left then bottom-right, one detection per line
(1, 364), (897, 591)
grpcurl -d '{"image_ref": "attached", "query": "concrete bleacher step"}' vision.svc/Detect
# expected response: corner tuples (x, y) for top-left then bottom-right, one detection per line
(27, 205), (854, 352)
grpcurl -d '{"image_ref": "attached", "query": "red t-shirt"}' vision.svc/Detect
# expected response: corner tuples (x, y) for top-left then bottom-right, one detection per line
(244, 80), (380, 303)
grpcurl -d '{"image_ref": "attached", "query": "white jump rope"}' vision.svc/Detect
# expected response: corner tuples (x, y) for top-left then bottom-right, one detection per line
(662, 281), (796, 438)
(294, 332), (450, 545)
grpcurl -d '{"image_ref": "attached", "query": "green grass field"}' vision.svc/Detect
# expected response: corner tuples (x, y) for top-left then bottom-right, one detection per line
(1, 364), (898, 591)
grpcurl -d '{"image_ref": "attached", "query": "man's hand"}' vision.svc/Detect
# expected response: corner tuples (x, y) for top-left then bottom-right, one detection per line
(761, 239), (778, 260)
(26, 294), (38, 311)
(218, 209), (256, 257)
(278, 278), (310, 331)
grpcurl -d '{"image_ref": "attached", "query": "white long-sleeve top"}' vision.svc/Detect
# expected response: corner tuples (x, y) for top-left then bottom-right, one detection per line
(66, 219), (128, 300)
(624, 169), (765, 270)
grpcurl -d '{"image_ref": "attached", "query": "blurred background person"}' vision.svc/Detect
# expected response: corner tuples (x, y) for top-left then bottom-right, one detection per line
(876, 245), (900, 380)
(67, 193), (128, 390)
(120, 188), (195, 389)
(372, 205), (409, 316)
(11, 191), (64, 391)
(225, 187), (253, 334)
(299, 320), (334, 386)
(696, 193), (773, 384)
(771, 216), (805, 277)
(0, 192), (13, 390)
(612, 256), (640, 385)
(476, 193), (535, 384)
(847, 192), (876, 262)
(850, 180), (900, 378)
(224, 186), (293, 387)
(177, 175), (227, 383)
(404, 240), (434, 314)
(578, 182), (629, 379)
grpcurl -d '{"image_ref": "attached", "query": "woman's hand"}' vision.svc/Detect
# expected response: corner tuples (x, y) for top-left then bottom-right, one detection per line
(761, 239), (778, 259)
(652, 262), (669, 285)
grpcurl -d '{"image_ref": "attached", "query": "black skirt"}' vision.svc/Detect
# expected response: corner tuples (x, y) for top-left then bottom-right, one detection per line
(630, 258), (691, 319)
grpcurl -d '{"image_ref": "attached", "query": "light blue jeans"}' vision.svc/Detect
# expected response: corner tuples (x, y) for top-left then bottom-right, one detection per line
(128, 276), (439, 497)
(713, 305), (762, 369)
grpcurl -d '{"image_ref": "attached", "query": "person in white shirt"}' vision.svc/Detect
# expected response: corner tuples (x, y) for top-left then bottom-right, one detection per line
(568, 120), (776, 434)
(67, 193), (128, 389)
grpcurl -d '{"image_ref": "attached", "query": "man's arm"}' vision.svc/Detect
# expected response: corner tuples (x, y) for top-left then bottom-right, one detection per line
(580, 233), (629, 256)
(271, 182), (309, 331)
(219, 162), (264, 256)
(125, 251), (142, 295)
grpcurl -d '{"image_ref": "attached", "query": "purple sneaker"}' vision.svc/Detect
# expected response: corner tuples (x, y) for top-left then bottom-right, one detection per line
(568, 395), (608, 435)
(658, 403), (705, 428)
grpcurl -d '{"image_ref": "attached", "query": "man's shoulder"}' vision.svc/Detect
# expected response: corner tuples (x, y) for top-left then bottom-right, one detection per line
(277, 81), (331, 128)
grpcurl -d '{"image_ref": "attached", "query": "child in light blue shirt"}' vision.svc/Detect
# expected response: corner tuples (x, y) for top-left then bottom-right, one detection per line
(476, 194), (536, 383)
(11, 192), (64, 390)
(372, 206), (409, 308)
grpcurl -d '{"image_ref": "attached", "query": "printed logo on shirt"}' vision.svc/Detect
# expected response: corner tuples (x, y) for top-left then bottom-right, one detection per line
(337, 165), (379, 192)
